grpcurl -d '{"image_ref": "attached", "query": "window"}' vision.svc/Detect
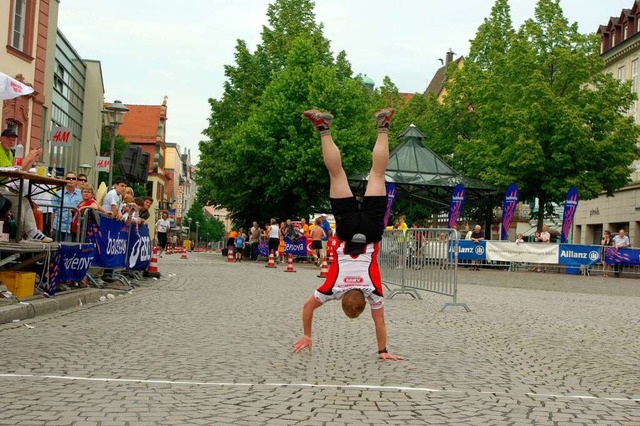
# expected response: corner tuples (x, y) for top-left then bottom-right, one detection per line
(612, 31), (617, 47)
(624, 25), (628, 39)
(601, 40), (604, 55)
(11, 0), (26, 51)
(619, 65), (626, 81)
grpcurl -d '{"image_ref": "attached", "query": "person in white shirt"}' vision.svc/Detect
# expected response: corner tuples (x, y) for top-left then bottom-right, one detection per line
(101, 177), (127, 220)
(155, 211), (171, 257)
(612, 228), (630, 278)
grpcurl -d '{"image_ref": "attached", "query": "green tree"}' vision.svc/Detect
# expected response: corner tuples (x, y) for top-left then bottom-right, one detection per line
(199, 0), (377, 225)
(441, 0), (640, 230)
(183, 200), (225, 244)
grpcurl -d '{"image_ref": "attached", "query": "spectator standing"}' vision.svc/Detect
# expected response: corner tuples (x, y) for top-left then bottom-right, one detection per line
(76, 174), (88, 188)
(612, 229), (630, 278)
(155, 211), (171, 257)
(235, 227), (246, 262)
(470, 225), (485, 271)
(249, 221), (261, 261)
(51, 172), (82, 242)
(310, 217), (325, 266)
(101, 177), (127, 219)
(601, 230), (613, 277)
(138, 197), (153, 223)
(540, 225), (551, 243)
(320, 214), (331, 258)
(266, 219), (280, 260)
(300, 218), (310, 239)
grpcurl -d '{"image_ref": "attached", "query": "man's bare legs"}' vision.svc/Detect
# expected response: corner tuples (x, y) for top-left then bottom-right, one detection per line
(364, 108), (394, 196)
(304, 108), (394, 198)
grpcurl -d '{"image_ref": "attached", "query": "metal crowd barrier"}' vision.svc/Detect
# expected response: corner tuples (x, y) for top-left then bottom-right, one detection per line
(379, 228), (470, 312)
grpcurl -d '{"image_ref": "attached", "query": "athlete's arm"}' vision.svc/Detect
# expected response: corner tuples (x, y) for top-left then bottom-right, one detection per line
(293, 296), (323, 353)
(371, 307), (404, 361)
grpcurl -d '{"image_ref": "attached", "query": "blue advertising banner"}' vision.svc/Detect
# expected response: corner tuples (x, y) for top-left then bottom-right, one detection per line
(501, 183), (519, 240)
(258, 240), (269, 257)
(561, 187), (579, 243)
(448, 184), (466, 229)
(455, 240), (487, 261)
(284, 237), (307, 256)
(47, 244), (95, 296)
(86, 215), (129, 268)
(604, 247), (640, 266)
(558, 244), (600, 266)
(383, 183), (396, 227)
(127, 224), (152, 270)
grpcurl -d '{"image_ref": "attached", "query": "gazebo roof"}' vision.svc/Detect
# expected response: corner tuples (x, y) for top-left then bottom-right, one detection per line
(348, 124), (495, 208)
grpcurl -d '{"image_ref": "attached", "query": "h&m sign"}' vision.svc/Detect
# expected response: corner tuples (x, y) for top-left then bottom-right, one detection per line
(50, 127), (73, 148)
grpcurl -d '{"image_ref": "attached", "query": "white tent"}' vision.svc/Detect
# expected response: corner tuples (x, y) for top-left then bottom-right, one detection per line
(0, 71), (34, 100)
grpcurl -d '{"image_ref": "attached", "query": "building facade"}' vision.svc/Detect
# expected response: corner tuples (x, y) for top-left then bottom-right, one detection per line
(116, 97), (170, 236)
(1, 0), (59, 152)
(574, 2), (640, 246)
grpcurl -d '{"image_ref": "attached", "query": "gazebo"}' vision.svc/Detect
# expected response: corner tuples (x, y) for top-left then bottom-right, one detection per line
(348, 124), (495, 212)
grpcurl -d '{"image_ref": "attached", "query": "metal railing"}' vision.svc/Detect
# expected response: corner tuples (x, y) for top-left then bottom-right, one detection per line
(379, 228), (470, 312)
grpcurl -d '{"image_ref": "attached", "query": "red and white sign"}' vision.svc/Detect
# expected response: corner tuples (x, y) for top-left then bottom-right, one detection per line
(50, 127), (73, 147)
(95, 156), (111, 171)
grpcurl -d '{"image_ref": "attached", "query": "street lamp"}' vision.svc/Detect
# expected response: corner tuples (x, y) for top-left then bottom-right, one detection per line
(101, 100), (129, 187)
(196, 221), (200, 249)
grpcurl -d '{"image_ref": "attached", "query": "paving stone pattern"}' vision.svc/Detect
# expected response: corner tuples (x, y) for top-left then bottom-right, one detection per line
(0, 253), (639, 425)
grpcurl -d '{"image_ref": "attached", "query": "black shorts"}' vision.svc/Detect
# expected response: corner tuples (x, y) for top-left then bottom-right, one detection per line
(311, 240), (323, 250)
(330, 196), (387, 243)
(158, 232), (168, 249)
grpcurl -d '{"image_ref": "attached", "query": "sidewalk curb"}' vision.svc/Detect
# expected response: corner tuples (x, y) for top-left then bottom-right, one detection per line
(0, 289), (110, 325)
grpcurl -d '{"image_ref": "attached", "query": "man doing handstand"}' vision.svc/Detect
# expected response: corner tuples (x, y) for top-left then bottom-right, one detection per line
(293, 108), (403, 361)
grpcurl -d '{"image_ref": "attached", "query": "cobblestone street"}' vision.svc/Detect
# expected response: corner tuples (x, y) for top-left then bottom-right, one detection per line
(0, 252), (639, 425)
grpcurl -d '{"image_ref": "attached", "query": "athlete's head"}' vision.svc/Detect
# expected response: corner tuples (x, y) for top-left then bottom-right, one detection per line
(341, 289), (366, 319)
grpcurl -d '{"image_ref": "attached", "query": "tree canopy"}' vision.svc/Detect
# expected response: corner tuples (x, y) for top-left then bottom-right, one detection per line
(423, 0), (640, 229)
(198, 0), (383, 226)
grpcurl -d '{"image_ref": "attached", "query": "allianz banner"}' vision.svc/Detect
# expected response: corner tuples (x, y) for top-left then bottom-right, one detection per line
(485, 241), (558, 264)
(558, 244), (600, 266)
(456, 240), (486, 261)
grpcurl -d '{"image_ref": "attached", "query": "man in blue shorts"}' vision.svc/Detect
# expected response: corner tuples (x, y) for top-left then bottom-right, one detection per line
(293, 108), (403, 361)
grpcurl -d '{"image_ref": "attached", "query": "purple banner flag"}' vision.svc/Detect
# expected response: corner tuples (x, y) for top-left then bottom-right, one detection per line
(383, 183), (396, 227)
(561, 187), (579, 243)
(448, 184), (466, 229)
(501, 183), (519, 240)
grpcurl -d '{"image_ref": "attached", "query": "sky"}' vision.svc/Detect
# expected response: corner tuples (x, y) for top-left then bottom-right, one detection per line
(57, 0), (632, 164)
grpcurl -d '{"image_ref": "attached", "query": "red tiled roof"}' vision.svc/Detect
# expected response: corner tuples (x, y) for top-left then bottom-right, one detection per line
(399, 93), (415, 103)
(117, 104), (164, 144)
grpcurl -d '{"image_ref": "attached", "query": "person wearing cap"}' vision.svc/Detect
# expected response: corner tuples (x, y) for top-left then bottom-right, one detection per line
(0, 128), (52, 242)
(293, 108), (403, 361)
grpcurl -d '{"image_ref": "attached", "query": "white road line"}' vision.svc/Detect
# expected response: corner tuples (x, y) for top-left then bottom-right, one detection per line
(1, 373), (639, 402)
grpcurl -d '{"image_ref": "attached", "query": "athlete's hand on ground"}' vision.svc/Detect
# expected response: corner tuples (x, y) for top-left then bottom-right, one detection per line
(293, 336), (312, 353)
(379, 352), (404, 361)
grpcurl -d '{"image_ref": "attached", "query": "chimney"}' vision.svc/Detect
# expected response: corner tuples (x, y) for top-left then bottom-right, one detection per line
(445, 49), (455, 66)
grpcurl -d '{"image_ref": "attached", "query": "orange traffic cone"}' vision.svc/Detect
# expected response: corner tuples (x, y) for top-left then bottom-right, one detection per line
(265, 250), (277, 268)
(147, 247), (161, 278)
(227, 247), (235, 262)
(317, 256), (329, 278)
(284, 253), (297, 273)
(181, 248), (188, 259)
